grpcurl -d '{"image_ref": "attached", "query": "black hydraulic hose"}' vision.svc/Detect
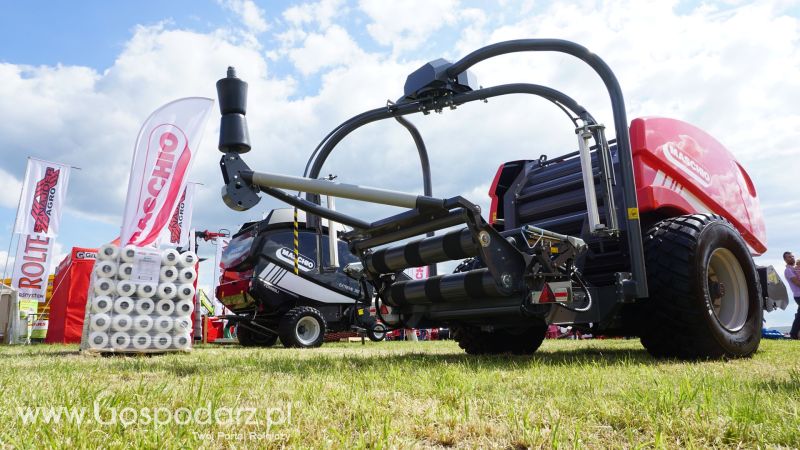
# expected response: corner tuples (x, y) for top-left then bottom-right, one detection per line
(306, 82), (596, 186)
(393, 116), (433, 198)
(393, 115), (437, 276)
(445, 38), (646, 298)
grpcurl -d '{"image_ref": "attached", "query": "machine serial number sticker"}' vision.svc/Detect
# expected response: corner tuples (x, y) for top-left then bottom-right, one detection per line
(627, 207), (640, 220)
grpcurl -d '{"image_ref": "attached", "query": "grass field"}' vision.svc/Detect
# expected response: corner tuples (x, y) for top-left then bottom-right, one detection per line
(0, 339), (798, 449)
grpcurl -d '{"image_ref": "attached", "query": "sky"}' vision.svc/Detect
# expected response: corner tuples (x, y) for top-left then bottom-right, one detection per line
(0, 0), (798, 326)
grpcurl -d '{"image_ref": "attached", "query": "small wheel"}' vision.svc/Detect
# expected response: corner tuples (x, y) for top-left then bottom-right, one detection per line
(367, 323), (387, 342)
(639, 214), (762, 359)
(279, 307), (326, 348)
(236, 323), (278, 347)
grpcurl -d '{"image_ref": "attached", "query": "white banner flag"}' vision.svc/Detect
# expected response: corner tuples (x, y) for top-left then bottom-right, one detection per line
(120, 97), (214, 247)
(160, 182), (198, 247)
(13, 158), (71, 238)
(211, 236), (230, 314)
(10, 234), (55, 302)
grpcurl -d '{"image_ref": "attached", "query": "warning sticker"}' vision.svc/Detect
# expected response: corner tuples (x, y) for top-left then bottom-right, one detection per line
(130, 249), (162, 283)
(627, 207), (640, 220)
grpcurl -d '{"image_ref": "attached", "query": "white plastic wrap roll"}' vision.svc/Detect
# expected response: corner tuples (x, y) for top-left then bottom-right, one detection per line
(173, 333), (191, 349)
(110, 332), (132, 349)
(132, 333), (152, 350)
(120, 245), (137, 263)
(116, 280), (137, 297)
(174, 299), (194, 317)
(162, 249), (180, 266)
(98, 243), (119, 260)
(178, 267), (197, 284)
(91, 296), (113, 314)
(176, 284), (196, 300)
(178, 251), (198, 268)
(173, 317), (192, 333)
(94, 260), (118, 278)
(94, 278), (116, 296)
(154, 317), (174, 333)
(118, 263), (134, 280)
(90, 313), (112, 331)
(111, 314), (133, 332)
(113, 297), (135, 315)
(136, 283), (157, 298)
(157, 283), (177, 299)
(132, 315), (154, 332)
(89, 331), (110, 349)
(159, 266), (178, 283)
(153, 333), (172, 350)
(155, 299), (175, 316)
(134, 298), (155, 315)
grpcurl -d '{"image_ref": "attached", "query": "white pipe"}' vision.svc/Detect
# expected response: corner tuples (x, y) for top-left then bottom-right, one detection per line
(576, 126), (603, 232)
(327, 195), (339, 268)
(250, 172), (421, 208)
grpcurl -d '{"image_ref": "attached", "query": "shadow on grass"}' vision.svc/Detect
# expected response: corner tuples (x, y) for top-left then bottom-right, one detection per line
(154, 345), (689, 377)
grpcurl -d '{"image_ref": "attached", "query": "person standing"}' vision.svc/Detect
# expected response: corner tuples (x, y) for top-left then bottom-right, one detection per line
(784, 251), (800, 339)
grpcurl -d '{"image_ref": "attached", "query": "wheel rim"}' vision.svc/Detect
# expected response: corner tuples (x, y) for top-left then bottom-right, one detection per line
(295, 316), (321, 346)
(372, 324), (386, 339)
(707, 248), (749, 332)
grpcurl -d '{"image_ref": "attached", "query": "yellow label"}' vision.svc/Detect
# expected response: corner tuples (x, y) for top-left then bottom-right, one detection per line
(627, 207), (640, 220)
(357, 309), (364, 316)
(550, 246), (559, 254)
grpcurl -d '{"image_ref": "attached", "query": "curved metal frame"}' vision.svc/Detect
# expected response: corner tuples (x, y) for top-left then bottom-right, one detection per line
(301, 39), (646, 299)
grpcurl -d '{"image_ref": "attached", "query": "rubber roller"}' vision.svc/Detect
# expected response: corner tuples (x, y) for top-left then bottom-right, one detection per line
(364, 228), (478, 274)
(383, 268), (508, 306)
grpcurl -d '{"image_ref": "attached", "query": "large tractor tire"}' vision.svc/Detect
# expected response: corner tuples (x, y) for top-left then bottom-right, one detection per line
(236, 323), (279, 347)
(639, 214), (762, 359)
(453, 323), (547, 355)
(279, 306), (327, 348)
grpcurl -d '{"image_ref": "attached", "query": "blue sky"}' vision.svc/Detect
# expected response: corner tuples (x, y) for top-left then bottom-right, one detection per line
(0, 0), (798, 326)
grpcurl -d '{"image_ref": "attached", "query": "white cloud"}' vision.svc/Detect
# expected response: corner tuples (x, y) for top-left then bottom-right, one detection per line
(288, 25), (367, 76)
(359, 0), (462, 54)
(0, 167), (22, 209)
(219, 0), (269, 34)
(283, 0), (346, 28)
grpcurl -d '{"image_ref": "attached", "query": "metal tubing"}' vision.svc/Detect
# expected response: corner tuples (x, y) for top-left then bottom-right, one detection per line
(306, 83), (596, 184)
(364, 228), (477, 274)
(445, 38), (647, 298)
(577, 126), (602, 232)
(327, 195), (339, 268)
(246, 170), (440, 209)
(354, 210), (467, 251)
(257, 185), (371, 229)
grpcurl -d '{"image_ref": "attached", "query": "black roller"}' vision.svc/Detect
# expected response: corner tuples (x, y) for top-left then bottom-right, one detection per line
(365, 228), (477, 274)
(216, 67), (251, 153)
(384, 268), (508, 306)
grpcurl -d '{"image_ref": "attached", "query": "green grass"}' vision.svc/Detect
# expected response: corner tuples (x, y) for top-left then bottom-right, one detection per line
(0, 339), (798, 449)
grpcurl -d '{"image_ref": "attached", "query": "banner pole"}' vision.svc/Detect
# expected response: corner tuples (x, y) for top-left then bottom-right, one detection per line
(2, 158), (31, 284)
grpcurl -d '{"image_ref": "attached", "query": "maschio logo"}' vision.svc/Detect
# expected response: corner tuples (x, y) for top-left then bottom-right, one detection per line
(167, 190), (186, 243)
(663, 141), (711, 188)
(276, 247), (315, 272)
(30, 167), (60, 233)
(129, 124), (190, 245)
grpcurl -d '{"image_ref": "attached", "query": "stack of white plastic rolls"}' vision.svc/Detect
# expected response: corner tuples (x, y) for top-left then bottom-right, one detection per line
(85, 244), (197, 352)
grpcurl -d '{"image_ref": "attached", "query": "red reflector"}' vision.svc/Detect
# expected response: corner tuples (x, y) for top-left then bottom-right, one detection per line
(539, 283), (556, 303)
(380, 305), (389, 314)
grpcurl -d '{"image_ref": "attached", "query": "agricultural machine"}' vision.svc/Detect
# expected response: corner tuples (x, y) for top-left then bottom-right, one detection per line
(216, 208), (386, 347)
(214, 39), (788, 358)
